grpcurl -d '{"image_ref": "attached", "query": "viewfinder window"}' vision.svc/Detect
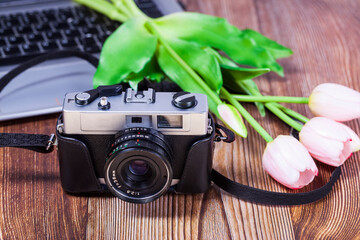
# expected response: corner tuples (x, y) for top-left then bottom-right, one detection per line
(157, 115), (183, 129)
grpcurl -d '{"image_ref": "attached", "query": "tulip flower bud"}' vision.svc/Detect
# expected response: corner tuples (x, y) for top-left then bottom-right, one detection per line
(217, 103), (247, 137)
(308, 83), (360, 122)
(299, 117), (353, 166)
(262, 135), (318, 189)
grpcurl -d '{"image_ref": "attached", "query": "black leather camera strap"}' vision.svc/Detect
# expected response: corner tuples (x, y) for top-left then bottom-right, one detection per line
(0, 133), (55, 153)
(211, 168), (341, 205)
(0, 50), (342, 206)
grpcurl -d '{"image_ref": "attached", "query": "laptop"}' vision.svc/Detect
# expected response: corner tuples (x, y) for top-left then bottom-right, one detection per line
(0, 0), (184, 121)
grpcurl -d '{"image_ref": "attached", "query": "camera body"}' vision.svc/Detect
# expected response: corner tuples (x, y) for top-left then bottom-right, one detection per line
(56, 86), (215, 203)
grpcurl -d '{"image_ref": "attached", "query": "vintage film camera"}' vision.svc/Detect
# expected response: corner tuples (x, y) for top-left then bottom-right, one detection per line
(56, 85), (215, 203)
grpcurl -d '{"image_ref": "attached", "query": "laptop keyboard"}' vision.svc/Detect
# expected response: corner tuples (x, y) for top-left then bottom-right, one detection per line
(0, 1), (164, 66)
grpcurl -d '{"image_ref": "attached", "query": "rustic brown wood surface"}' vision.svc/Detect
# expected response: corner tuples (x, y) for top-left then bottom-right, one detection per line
(1, 0), (360, 239)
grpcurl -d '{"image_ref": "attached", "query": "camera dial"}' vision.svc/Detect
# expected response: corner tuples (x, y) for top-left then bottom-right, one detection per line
(104, 128), (173, 203)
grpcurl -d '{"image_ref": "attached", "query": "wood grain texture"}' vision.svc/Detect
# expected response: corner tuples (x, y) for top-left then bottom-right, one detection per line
(1, 0), (360, 239)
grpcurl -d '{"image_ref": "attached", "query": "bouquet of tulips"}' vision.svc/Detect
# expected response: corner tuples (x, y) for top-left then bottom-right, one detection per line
(75, 0), (360, 189)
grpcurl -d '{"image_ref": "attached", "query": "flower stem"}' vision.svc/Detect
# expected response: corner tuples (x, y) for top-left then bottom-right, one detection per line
(221, 88), (274, 142)
(273, 103), (310, 123)
(145, 20), (222, 105)
(238, 83), (306, 130)
(265, 103), (304, 131)
(122, 0), (146, 17)
(111, 0), (133, 18)
(231, 94), (309, 104)
(74, 0), (128, 22)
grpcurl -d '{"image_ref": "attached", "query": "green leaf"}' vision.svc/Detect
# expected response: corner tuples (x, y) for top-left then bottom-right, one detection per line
(243, 29), (293, 59)
(157, 45), (220, 116)
(125, 56), (164, 90)
(93, 17), (157, 88)
(155, 12), (241, 39)
(220, 65), (270, 81)
(155, 12), (284, 76)
(166, 38), (223, 93)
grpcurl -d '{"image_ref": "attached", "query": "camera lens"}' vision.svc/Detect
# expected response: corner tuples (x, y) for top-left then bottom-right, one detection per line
(129, 160), (149, 176)
(104, 128), (172, 203)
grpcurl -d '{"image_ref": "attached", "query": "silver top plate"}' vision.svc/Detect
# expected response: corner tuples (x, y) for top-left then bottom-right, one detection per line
(62, 90), (209, 136)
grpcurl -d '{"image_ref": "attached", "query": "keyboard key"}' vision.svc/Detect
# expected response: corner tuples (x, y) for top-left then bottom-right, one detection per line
(52, 21), (69, 29)
(82, 27), (99, 35)
(104, 25), (117, 32)
(43, 9), (56, 17)
(5, 15), (20, 27)
(41, 41), (58, 51)
(98, 34), (110, 44)
(3, 46), (21, 55)
(83, 44), (100, 53)
(46, 31), (63, 40)
(64, 29), (81, 38)
(88, 16), (103, 25)
(0, 39), (6, 47)
(24, 12), (39, 24)
(81, 35), (96, 45)
(58, 8), (74, 18)
(8, 36), (25, 45)
(72, 19), (87, 27)
(0, 28), (14, 36)
(36, 24), (51, 32)
(40, 11), (57, 22)
(27, 33), (44, 42)
(22, 43), (40, 53)
(60, 39), (78, 49)
(16, 26), (33, 34)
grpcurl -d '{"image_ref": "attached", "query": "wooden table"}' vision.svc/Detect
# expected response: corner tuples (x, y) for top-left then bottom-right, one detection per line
(1, 0), (360, 239)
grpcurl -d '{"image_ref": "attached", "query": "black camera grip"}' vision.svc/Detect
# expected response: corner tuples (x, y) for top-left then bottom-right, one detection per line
(56, 132), (104, 193)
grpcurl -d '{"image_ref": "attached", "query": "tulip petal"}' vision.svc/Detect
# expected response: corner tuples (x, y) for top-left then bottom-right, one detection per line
(279, 135), (318, 173)
(217, 103), (248, 137)
(314, 83), (360, 101)
(339, 123), (360, 152)
(275, 136), (306, 171)
(263, 142), (301, 187)
(304, 117), (351, 142)
(300, 126), (345, 162)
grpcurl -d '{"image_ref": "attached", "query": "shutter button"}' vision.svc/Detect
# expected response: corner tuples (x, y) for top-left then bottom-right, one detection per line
(172, 92), (197, 109)
(75, 92), (91, 105)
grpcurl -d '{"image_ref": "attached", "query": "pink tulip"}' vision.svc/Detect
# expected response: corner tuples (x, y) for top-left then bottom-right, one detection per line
(299, 117), (353, 166)
(262, 135), (318, 189)
(308, 83), (360, 122)
(339, 123), (360, 152)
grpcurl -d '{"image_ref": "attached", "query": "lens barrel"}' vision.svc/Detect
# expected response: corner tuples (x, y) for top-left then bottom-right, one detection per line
(104, 128), (172, 203)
